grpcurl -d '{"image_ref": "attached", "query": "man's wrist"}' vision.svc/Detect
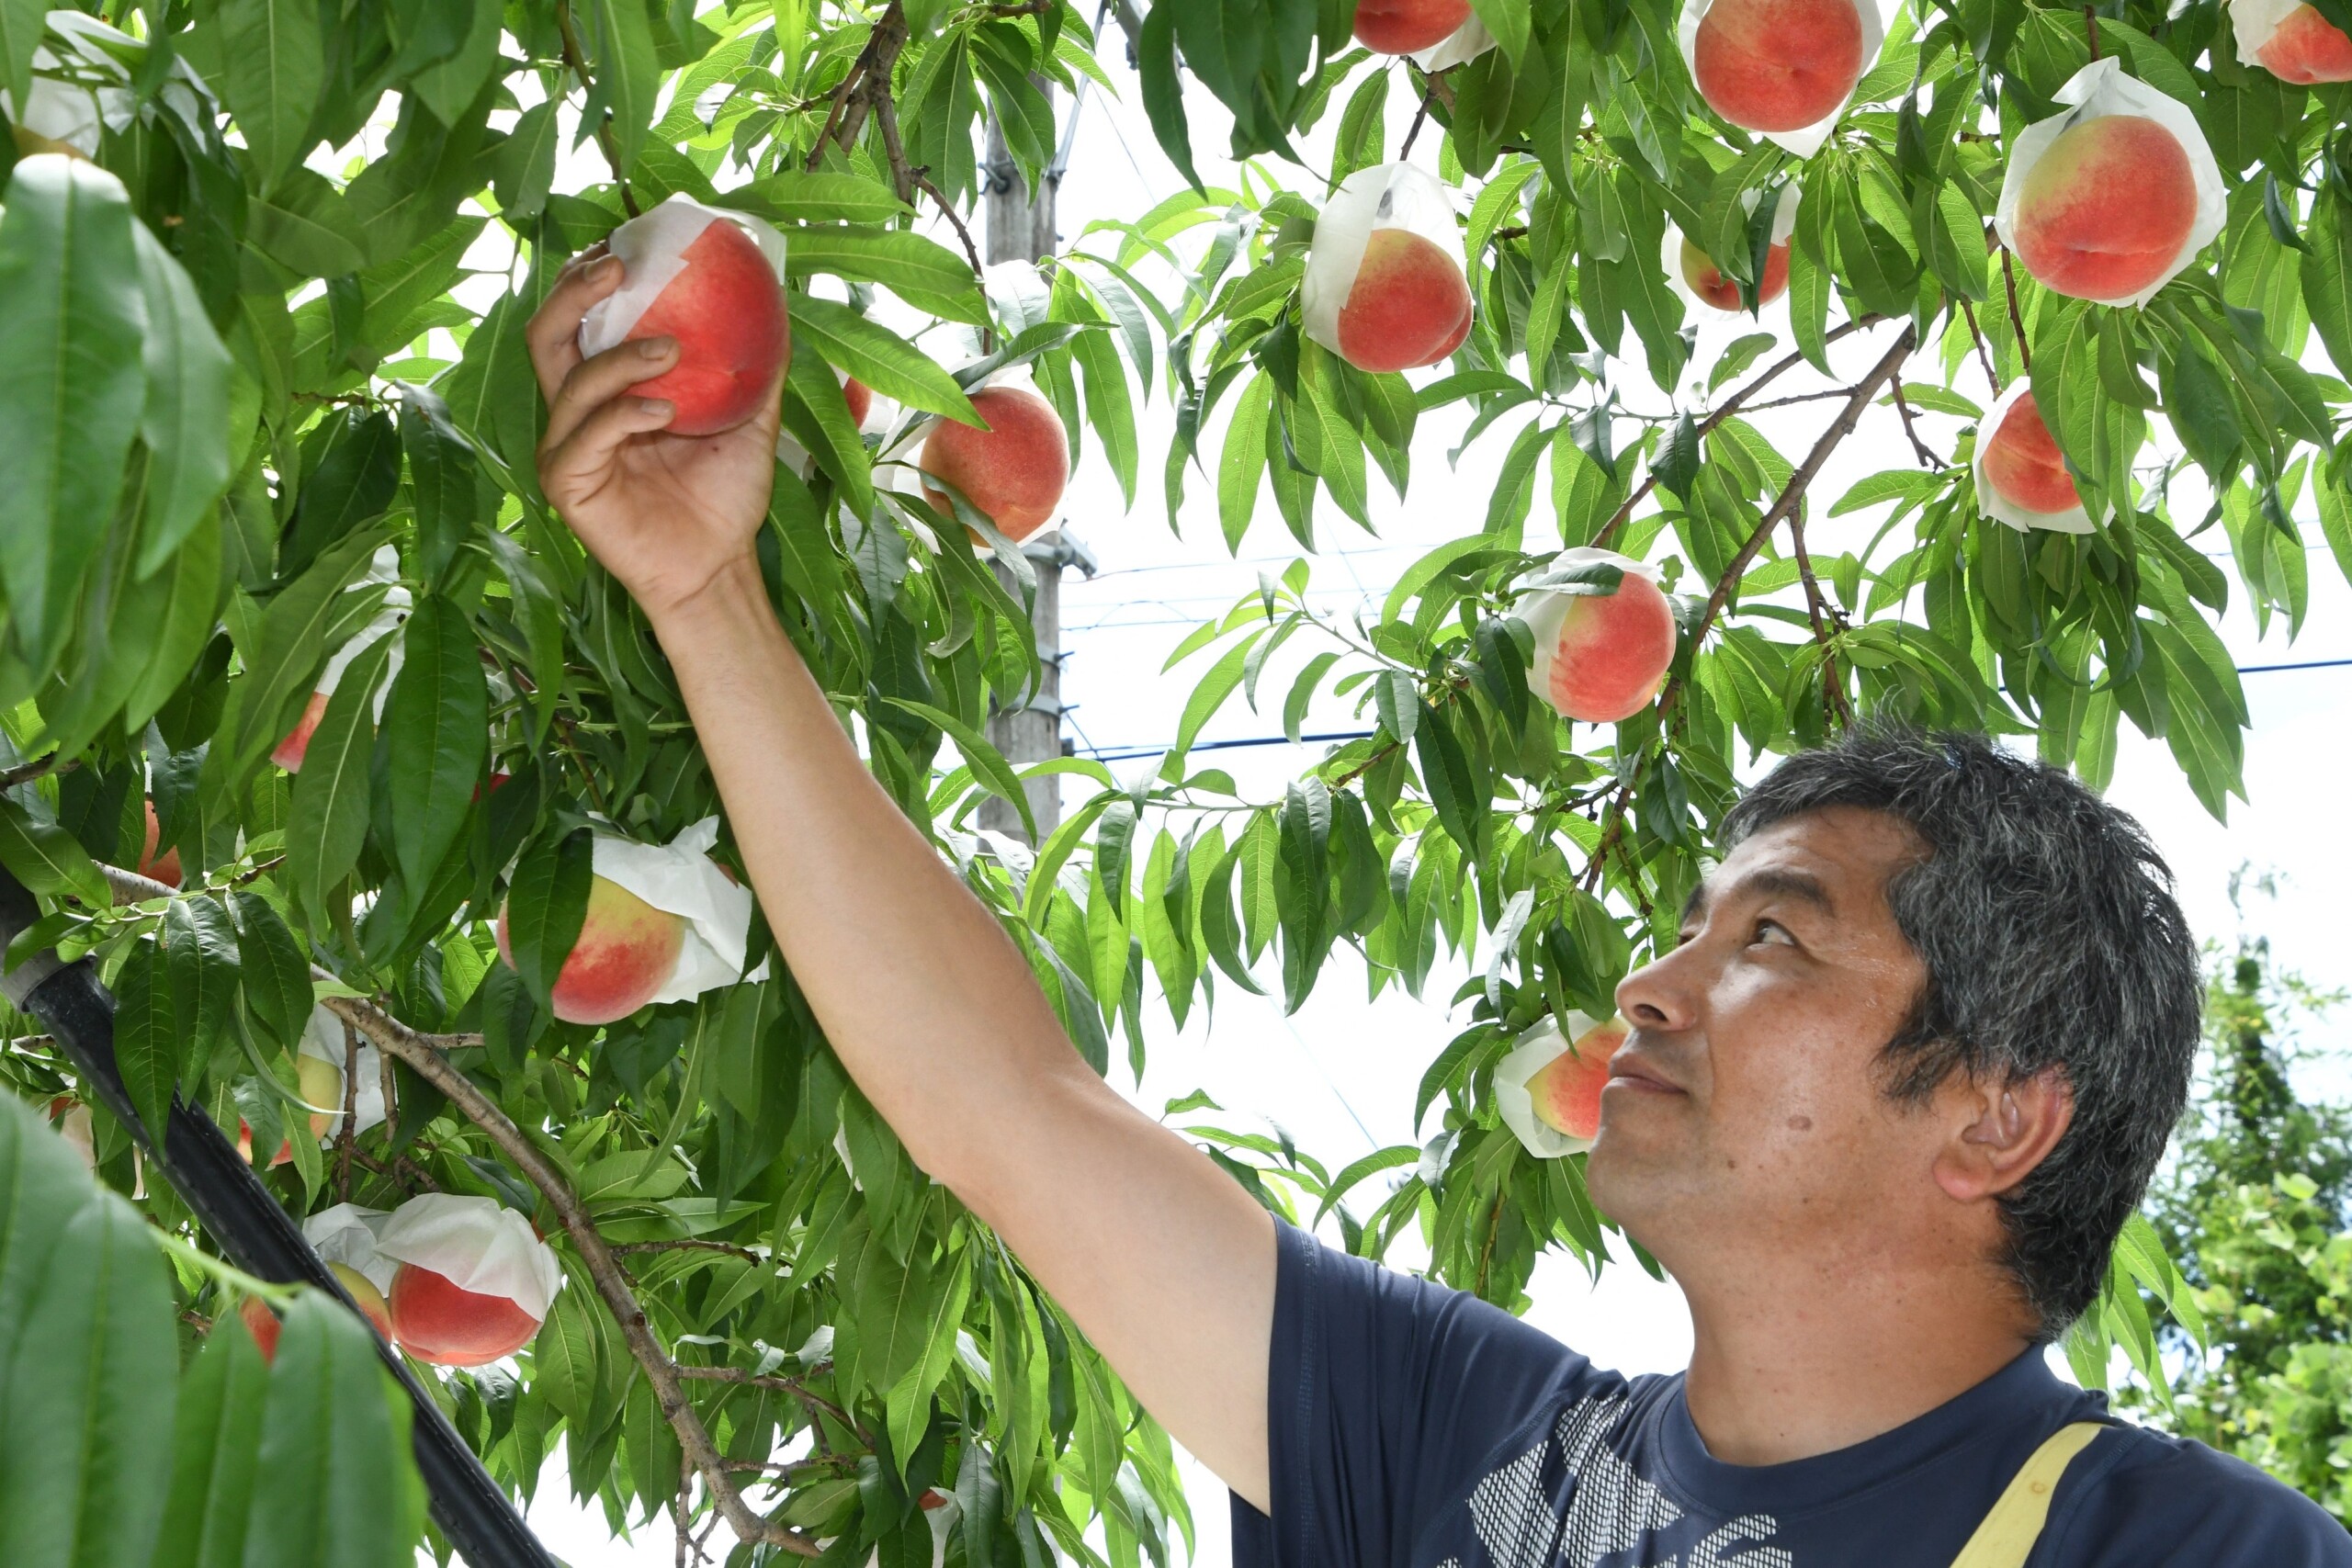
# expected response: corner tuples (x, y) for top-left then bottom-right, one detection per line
(643, 553), (773, 650)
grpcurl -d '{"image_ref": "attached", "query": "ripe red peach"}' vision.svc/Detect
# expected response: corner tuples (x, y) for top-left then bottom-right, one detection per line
(1353, 0), (1474, 52)
(2011, 115), (2197, 301)
(388, 1261), (543, 1366)
(842, 376), (873, 427)
(1525, 1017), (1630, 1143)
(495, 873), (686, 1026)
(1679, 234), (1791, 310)
(1525, 560), (1679, 724)
(136, 799), (181, 887)
(1333, 229), (1475, 373)
(919, 386), (1071, 544)
(270, 690), (328, 773)
(1979, 392), (2081, 516)
(2253, 4), (2352, 80)
(605, 216), (788, 436)
(1691, 0), (1866, 132)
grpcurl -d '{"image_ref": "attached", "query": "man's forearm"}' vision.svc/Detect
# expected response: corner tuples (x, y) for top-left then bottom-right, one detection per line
(644, 556), (1083, 1197)
(644, 554), (1276, 1508)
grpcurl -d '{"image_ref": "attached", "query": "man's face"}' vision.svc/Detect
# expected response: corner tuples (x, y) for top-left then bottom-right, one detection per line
(1585, 807), (1952, 1275)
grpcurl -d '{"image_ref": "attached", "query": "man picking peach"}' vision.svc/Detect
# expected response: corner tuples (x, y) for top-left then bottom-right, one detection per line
(526, 258), (2346, 1565)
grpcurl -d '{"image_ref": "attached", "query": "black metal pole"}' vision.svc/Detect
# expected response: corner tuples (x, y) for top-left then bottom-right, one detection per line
(0, 870), (559, 1568)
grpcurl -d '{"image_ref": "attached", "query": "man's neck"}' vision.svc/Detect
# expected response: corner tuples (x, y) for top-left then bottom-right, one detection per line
(1675, 1257), (2038, 1466)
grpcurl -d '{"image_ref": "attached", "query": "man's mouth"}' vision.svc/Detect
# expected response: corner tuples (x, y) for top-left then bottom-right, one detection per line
(1605, 1051), (1685, 1096)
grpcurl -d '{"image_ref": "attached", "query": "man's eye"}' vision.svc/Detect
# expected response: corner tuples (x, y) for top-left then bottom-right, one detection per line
(1753, 919), (1793, 945)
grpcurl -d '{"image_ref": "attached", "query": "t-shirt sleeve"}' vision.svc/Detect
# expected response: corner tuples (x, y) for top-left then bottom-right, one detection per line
(1230, 1220), (1623, 1568)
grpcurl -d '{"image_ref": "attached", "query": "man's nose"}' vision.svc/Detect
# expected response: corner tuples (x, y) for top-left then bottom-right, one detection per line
(1616, 940), (1703, 1033)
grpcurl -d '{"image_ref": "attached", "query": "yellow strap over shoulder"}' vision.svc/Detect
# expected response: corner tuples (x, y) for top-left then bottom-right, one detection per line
(1947, 1421), (2106, 1568)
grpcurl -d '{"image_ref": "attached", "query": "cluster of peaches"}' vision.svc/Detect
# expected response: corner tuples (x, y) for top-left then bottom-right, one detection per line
(245, 0), (2346, 1037)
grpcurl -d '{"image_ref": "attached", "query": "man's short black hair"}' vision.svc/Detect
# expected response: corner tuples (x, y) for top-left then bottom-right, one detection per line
(1721, 726), (2201, 1336)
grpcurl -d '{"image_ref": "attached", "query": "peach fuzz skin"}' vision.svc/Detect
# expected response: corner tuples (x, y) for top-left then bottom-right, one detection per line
(2257, 4), (2352, 82)
(389, 1263), (543, 1366)
(1691, 0), (1865, 132)
(270, 690), (328, 773)
(1680, 236), (1791, 310)
(1543, 574), (1679, 724)
(1352, 0), (1472, 52)
(497, 873), (686, 1026)
(137, 799), (181, 887)
(920, 386), (1072, 544)
(1335, 229), (1475, 373)
(1527, 1020), (1631, 1142)
(1980, 394), (2081, 515)
(619, 219), (787, 436)
(842, 375), (873, 426)
(2012, 115), (2198, 301)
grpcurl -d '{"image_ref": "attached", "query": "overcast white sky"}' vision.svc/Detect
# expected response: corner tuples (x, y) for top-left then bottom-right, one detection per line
(459, 20), (2352, 1565)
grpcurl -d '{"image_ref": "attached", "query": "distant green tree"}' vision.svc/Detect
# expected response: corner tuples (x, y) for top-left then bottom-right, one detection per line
(2130, 879), (2352, 1525)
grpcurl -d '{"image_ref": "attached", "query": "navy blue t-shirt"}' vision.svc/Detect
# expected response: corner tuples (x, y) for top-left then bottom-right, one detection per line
(1233, 1223), (2348, 1566)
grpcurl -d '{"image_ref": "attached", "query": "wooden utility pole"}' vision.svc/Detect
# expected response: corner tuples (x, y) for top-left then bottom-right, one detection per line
(978, 97), (1082, 843)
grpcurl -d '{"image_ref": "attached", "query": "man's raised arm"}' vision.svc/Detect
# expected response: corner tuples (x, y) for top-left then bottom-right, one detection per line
(525, 250), (1276, 1510)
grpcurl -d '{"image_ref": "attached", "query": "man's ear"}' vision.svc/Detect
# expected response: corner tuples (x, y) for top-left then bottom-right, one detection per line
(1932, 1066), (2074, 1203)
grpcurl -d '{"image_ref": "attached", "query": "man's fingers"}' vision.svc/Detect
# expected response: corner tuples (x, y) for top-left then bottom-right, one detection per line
(541, 395), (677, 497)
(541, 337), (682, 452)
(526, 247), (622, 402)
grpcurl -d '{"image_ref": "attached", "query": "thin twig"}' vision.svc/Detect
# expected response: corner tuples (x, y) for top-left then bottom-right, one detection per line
(318, 995), (821, 1558)
(912, 169), (985, 282)
(2001, 249), (2032, 372)
(1671, 322), (1919, 671)
(614, 1238), (766, 1262)
(554, 0), (639, 217)
(673, 1362), (858, 1429)
(1788, 508), (1858, 728)
(1739, 386), (1874, 415)
(1400, 70), (1442, 160)
(1887, 379), (1944, 469)
(2085, 5), (2101, 58)
(1592, 315), (1882, 550)
(1959, 295), (2002, 394)
(334, 1015), (360, 1203)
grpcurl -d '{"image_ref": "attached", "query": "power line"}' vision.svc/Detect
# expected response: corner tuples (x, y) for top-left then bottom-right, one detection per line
(1082, 729), (1376, 762)
(1071, 657), (2352, 762)
(2236, 657), (2352, 674)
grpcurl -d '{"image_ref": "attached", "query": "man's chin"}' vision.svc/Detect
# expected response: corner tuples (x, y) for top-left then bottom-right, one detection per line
(1583, 1124), (1685, 1224)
